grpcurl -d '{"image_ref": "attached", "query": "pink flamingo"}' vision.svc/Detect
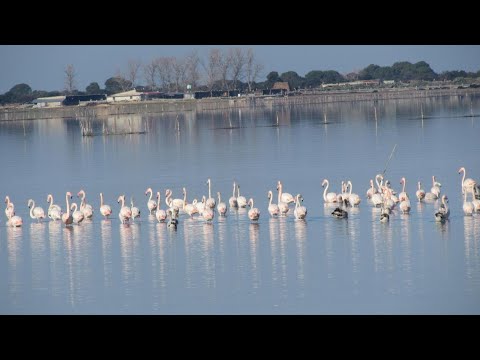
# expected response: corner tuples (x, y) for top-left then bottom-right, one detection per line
(117, 195), (132, 224)
(61, 192), (74, 226)
(99, 193), (112, 219)
(28, 199), (45, 222)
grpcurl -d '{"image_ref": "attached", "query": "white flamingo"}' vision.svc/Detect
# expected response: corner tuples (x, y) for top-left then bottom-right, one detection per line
(399, 196), (411, 214)
(155, 192), (167, 222)
(5, 196), (15, 219)
(202, 205), (214, 222)
(463, 188), (474, 216)
(276, 183), (289, 216)
(366, 179), (378, 199)
(458, 167), (477, 195)
(322, 179), (337, 203)
(347, 180), (361, 206)
(145, 187), (157, 214)
(165, 189), (184, 209)
(431, 175), (441, 197)
(6, 203), (22, 227)
(277, 181), (295, 204)
(435, 195), (450, 222)
(398, 177), (408, 202)
(77, 190), (93, 219)
(247, 198), (260, 221)
(236, 185), (248, 208)
(117, 195), (132, 224)
(416, 181), (426, 202)
(294, 194), (307, 220)
(70, 203), (85, 224)
(130, 198), (140, 221)
(47, 194), (62, 219)
(99, 193), (112, 219)
(217, 192), (227, 216)
(28, 199), (45, 222)
(229, 181), (238, 208)
(206, 178), (216, 209)
(182, 188), (198, 217)
(267, 190), (280, 216)
(61, 192), (73, 226)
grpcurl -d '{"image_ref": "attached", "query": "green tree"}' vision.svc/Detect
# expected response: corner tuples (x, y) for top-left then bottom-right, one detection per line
(305, 70), (345, 87)
(280, 71), (305, 89)
(104, 77), (132, 95)
(86, 82), (101, 94)
(1, 83), (34, 104)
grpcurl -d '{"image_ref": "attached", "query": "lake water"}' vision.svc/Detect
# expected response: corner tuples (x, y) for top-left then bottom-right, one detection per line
(1, 94), (480, 314)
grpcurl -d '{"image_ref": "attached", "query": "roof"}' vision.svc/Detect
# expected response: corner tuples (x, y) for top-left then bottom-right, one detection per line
(111, 90), (141, 97)
(33, 96), (66, 103)
(272, 82), (290, 91)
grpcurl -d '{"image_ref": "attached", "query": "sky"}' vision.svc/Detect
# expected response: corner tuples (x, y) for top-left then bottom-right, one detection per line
(1, 45), (479, 94)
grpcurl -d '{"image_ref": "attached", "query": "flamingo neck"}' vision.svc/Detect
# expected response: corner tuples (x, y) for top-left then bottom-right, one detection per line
(217, 192), (221, 203)
(65, 194), (70, 216)
(402, 178), (406, 193)
(208, 180), (211, 199)
(295, 196), (299, 210)
(29, 200), (35, 219)
(183, 190), (187, 210)
(232, 183), (236, 197)
(323, 181), (328, 201)
(157, 193), (161, 208)
(268, 192), (273, 206)
(165, 191), (171, 207)
(349, 181), (353, 195)
(100, 193), (104, 207)
(461, 169), (466, 187)
(148, 189), (153, 202)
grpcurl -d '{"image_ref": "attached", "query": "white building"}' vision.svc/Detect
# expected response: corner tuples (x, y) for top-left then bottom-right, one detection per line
(107, 90), (142, 103)
(32, 96), (66, 108)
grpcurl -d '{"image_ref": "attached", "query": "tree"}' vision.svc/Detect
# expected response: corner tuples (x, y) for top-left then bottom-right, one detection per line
(155, 57), (174, 92)
(265, 71), (280, 88)
(86, 82), (101, 94)
(64, 64), (77, 94)
(280, 71), (305, 89)
(304, 70), (345, 87)
(245, 48), (263, 92)
(203, 48), (222, 91)
(0, 83), (33, 104)
(126, 59), (142, 88)
(104, 77), (132, 95)
(219, 49), (232, 91)
(172, 57), (187, 92)
(230, 48), (246, 90)
(143, 60), (158, 90)
(185, 50), (201, 91)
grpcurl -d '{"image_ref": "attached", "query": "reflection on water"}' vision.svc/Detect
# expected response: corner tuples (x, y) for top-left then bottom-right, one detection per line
(1, 96), (480, 314)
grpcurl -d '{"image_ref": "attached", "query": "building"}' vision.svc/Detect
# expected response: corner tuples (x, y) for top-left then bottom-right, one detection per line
(63, 94), (107, 106)
(32, 96), (66, 108)
(107, 90), (142, 103)
(272, 82), (290, 92)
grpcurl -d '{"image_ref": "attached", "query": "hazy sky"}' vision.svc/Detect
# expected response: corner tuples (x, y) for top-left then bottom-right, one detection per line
(1, 45), (479, 93)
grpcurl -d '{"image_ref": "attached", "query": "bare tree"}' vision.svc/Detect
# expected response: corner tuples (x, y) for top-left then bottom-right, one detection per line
(230, 48), (246, 90)
(126, 59), (142, 88)
(114, 69), (132, 92)
(143, 60), (158, 90)
(245, 48), (264, 93)
(203, 48), (222, 91)
(155, 57), (174, 92)
(185, 50), (200, 91)
(64, 64), (77, 94)
(172, 57), (187, 92)
(219, 49), (232, 91)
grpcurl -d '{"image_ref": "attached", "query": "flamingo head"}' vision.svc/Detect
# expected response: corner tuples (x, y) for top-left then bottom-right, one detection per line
(27, 199), (33, 208)
(322, 179), (327, 187)
(66, 192), (72, 199)
(145, 188), (152, 196)
(4, 196), (8, 204)
(267, 191), (272, 199)
(165, 189), (171, 197)
(458, 167), (465, 174)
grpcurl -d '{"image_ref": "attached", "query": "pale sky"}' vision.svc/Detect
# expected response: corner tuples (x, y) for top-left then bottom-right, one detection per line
(1, 45), (479, 93)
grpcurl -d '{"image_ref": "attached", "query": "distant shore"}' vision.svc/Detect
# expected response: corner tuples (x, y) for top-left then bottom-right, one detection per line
(1, 87), (479, 122)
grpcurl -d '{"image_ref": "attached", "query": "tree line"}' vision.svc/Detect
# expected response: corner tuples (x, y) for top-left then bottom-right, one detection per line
(1, 50), (480, 106)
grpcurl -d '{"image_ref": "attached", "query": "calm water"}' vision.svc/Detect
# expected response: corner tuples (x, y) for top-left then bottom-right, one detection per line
(1, 95), (480, 314)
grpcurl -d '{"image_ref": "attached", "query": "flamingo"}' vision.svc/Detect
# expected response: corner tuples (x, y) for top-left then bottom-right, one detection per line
(322, 179), (337, 203)
(267, 190), (280, 216)
(366, 179), (378, 199)
(196, 196), (207, 216)
(182, 188), (198, 217)
(431, 175), (441, 197)
(347, 181), (361, 206)
(247, 198), (260, 221)
(145, 187), (157, 214)
(202, 205), (214, 222)
(155, 192), (167, 222)
(61, 192), (74, 226)
(416, 182), (426, 202)
(463, 188), (474, 216)
(435, 195), (450, 222)
(130, 197), (140, 221)
(294, 194), (307, 220)
(229, 181), (238, 208)
(5, 203), (22, 227)
(276, 183), (289, 216)
(217, 192), (227, 216)
(399, 196), (411, 214)
(5, 196), (15, 219)
(99, 193), (112, 219)
(77, 190), (93, 219)
(277, 181), (295, 204)
(70, 203), (85, 224)
(458, 167), (477, 195)
(206, 178), (216, 209)
(165, 189), (184, 209)
(398, 177), (408, 202)
(46, 194), (62, 219)
(117, 195), (132, 224)
(28, 199), (45, 222)
(236, 185), (248, 208)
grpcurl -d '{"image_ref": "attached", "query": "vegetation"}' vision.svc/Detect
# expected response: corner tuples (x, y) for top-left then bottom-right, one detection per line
(1, 50), (480, 106)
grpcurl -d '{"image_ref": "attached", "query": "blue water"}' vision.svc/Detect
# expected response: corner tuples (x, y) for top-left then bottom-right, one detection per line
(1, 94), (479, 314)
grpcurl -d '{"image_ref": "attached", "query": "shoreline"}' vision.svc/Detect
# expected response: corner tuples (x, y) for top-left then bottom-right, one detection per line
(1, 87), (479, 122)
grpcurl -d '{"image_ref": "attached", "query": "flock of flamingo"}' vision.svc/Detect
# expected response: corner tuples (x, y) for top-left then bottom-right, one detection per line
(3, 167), (479, 229)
